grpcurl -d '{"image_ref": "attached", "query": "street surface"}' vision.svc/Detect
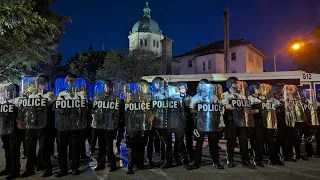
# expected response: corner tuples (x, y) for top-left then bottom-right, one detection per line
(1, 139), (320, 180)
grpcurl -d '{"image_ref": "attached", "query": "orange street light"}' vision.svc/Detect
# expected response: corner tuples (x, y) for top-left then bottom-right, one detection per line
(273, 42), (303, 72)
(292, 43), (301, 50)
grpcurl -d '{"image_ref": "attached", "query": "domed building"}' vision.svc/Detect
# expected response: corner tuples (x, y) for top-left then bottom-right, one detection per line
(128, 2), (164, 56)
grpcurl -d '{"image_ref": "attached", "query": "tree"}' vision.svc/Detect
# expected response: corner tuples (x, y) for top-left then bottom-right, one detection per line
(0, 0), (70, 82)
(292, 26), (320, 73)
(68, 50), (108, 85)
(96, 49), (161, 83)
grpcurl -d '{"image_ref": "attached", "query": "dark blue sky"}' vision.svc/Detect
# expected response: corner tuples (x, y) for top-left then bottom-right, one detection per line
(51, 0), (319, 71)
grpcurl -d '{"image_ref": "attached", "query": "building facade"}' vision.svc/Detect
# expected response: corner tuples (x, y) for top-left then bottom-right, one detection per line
(128, 2), (164, 56)
(175, 39), (268, 74)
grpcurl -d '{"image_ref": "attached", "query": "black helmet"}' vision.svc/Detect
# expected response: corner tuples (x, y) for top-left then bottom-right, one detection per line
(248, 84), (259, 95)
(36, 75), (49, 85)
(226, 77), (238, 89)
(66, 74), (78, 81)
(103, 80), (113, 92)
(152, 77), (165, 91)
(178, 82), (187, 89)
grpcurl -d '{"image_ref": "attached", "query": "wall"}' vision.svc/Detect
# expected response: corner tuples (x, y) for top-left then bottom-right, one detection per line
(245, 46), (264, 72)
(128, 32), (163, 56)
(178, 45), (264, 74)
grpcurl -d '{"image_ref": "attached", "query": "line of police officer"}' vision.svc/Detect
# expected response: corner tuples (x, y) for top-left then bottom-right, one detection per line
(1, 74), (320, 179)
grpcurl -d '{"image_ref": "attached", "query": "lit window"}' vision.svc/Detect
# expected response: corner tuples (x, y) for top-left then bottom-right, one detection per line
(202, 62), (206, 71)
(231, 52), (236, 61)
(153, 40), (155, 47)
(140, 39), (143, 46)
(188, 59), (192, 67)
(144, 39), (147, 46)
(156, 41), (159, 48)
(208, 61), (211, 70)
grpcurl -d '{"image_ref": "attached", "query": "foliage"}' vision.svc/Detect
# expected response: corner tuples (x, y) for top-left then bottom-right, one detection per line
(68, 50), (108, 85)
(96, 49), (161, 83)
(292, 26), (320, 73)
(0, 0), (70, 82)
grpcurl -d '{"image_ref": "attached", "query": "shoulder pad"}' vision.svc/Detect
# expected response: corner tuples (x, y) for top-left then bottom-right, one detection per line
(221, 93), (225, 100)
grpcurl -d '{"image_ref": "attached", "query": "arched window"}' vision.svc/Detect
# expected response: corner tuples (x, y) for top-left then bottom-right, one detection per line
(156, 41), (159, 47)
(144, 39), (147, 46)
(188, 59), (192, 67)
(153, 40), (155, 47)
(140, 39), (143, 46)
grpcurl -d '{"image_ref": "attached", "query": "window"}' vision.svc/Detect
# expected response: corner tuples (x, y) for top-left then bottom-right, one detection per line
(231, 52), (236, 61)
(202, 62), (206, 71)
(156, 41), (159, 48)
(188, 59), (192, 67)
(140, 39), (143, 46)
(231, 70), (236, 73)
(144, 39), (147, 46)
(153, 40), (155, 47)
(208, 61), (211, 70)
(249, 51), (252, 62)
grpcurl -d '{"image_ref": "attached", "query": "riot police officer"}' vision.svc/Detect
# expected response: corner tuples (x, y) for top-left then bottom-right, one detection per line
(247, 84), (265, 167)
(190, 81), (224, 169)
(222, 77), (256, 169)
(91, 80), (118, 172)
(151, 77), (192, 170)
(54, 74), (88, 177)
(178, 83), (194, 162)
(19, 75), (54, 178)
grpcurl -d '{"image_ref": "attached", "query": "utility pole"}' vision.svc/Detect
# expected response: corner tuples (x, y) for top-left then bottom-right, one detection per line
(223, 7), (230, 73)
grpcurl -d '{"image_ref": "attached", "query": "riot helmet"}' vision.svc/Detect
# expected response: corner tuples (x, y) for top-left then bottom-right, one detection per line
(103, 80), (113, 95)
(259, 83), (272, 99)
(5, 84), (18, 100)
(152, 77), (165, 92)
(248, 84), (259, 96)
(137, 79), (149, 94)
(178, 82), (188, 94)
(65, 74), (78, 89)
(226, 77), (238, 89)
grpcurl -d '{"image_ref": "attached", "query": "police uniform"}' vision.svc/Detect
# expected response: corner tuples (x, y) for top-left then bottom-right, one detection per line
(158, 86), (192, 170)
(222, 90), (255, 168)
(55, 90), (86, 177)
(191, 94), (224, 169)
(21, 91), (54, 178)
(248, 95), (265, 166)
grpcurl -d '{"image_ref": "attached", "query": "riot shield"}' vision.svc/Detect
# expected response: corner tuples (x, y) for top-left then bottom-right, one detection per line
(283, 85), (304, 127)
(54, 77), (88, 131)
(0, 84), (16, 135)
(259, 83), (277, 129)
(300, 89), (319, 126)
(196, 84), (224, 132)
(91, 80), (119, 130)
(17, 77), (51, 129)
(151, 78), (180, 129)
(230, 81), (254, 127)
(124, 82), (152, 132)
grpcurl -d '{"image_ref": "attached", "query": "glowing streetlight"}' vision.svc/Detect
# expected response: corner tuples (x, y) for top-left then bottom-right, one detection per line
(273, 42), (303, 72)
(292, 43), (301, 50)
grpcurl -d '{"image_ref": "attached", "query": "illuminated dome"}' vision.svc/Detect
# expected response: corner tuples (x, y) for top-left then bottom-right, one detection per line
(131, 2), (161, 35)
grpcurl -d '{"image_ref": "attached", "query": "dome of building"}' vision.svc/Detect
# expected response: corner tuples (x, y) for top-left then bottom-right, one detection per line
(131, 2), (161, 35)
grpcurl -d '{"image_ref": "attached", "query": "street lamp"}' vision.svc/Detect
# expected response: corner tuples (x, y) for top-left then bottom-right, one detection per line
(273, 42), (303, 72)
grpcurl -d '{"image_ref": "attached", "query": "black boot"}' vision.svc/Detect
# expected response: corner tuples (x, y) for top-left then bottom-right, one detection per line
(20, 170), (35, 178)
(242, 162), (257, 169)
(0, 169), (10, 176)
(72, 169), (81, 175)
(42, 169), (52, 177)
(255, 161), (265, 167)
(55, 171), (68, 178)
(227, 161), (235, 168)
(5, 173), (20, 180)
(160, 161), (173, 169)
(182, 159), (192, 170)
(214, 162), (224, 169)
(94, 164), (105, 171)
(126, 166), (134, 174)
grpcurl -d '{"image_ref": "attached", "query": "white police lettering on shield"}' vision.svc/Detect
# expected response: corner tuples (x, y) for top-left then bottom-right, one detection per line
(55, 99), (87, 109)
(231, 99), (251, 107)
(197, 103), (223, 112)
(93, 101), (119, 110)
(125, 102), (151, 111)
(18, 98), (47, 107)
(152, 101), (178, 108)
(0, 104), (14, 113)
(261, 102), (276, 110)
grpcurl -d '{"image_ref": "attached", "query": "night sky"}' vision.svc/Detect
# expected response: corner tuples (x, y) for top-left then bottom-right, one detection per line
(50, 0), (319, 71)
